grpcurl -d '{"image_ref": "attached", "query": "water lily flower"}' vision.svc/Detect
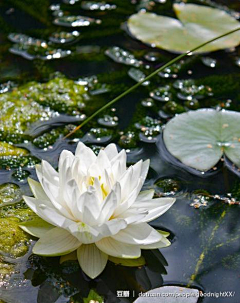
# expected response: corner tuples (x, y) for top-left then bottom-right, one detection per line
(21, 142), (175, 279)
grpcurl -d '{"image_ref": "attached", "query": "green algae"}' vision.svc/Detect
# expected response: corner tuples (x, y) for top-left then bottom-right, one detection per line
(0, 209), (32, 285)
(0, 201), (35, 222)
(0, 217), (30, 257)
(0, 142), (29, 156)
(32, 124), (83, 148)
(26, 78), (87, 114)
(0, 142), (39, 170)
(0, 155), (39, 170)
(0, 196), (34, 278)
(0, 78), (88, 142)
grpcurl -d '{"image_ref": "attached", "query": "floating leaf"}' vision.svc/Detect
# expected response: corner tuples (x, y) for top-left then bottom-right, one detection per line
(83, 289), (104, 303)
(163, 109), (240, 171)
(127, 3), (240, 53)
(134, 286), (199, 303)
(60, 250), (77, 264)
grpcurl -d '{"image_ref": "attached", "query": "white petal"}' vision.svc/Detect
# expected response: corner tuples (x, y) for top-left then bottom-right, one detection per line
(77, 244), (108, 278)
(58, 154), (75, 211)
(58, 150), (74, 175)
(33, 227), (81, 256)
(71, 157), (85, 182)
(121, 212), (148, 224)
(100, 189), (117, 223)
(36, 162), (68, 216)
(59, 154), (74, 187)
(87, 162), (102, 178)
(64, 179), (87, 221)
(96, 237), (141, 258)
(99, 218), (127, 237)
(132, 198), (176, 223)
(96, 149), (111, 172)
(41, 178), (75, 220)
(36, 161), (59, 187)
(67, 218), (127, 244)
(140, 159), (150, 182)
(28, 178), (50, 201)
(75, 142), (96, 170)
(82, 191), (101, 226)
(119, 160), (144, 201)
(103, 169), (112, 191)
(136, 189), (154, 202)
(67, 221), (102, 244)
(113, 178), (144, 217)
(111, 150), (127, 182)
(23, 195), (54, 214)
(104, 143), (118, 160)
(112, 223), (162, 245)
(30, 201), (75, 228)
(140, 236), (171, 249)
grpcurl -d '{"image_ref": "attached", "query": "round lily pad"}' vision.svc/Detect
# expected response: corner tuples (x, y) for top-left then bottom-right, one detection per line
(163, 109), (240, 171)
(127, 3), (240, 53)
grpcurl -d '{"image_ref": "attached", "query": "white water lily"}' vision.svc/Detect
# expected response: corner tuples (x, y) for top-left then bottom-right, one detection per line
(21, 142), (175, 279)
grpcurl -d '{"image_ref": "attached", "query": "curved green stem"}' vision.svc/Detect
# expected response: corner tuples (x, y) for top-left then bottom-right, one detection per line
(65, 27), (240, 138)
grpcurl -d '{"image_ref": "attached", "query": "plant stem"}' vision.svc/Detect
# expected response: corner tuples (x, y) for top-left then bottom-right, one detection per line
(65, 27), (240, 138)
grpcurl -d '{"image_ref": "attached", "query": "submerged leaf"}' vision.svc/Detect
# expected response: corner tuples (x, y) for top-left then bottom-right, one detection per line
(127, 3), (240, 53)
(108, 255), (146, 267)
(163, 109), (240, 171)
(157, 230), (170, 238)
(60, 250), (77, 264)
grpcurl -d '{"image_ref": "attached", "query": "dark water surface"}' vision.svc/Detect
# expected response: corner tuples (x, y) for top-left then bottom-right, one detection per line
(0, 0), (240, 302)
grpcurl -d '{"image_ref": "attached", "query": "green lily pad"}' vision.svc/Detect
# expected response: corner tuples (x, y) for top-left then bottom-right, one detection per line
(134, 286), (199, 303)
(127, 3), (240, 53)
(83, 289), (104, 303)
(163, 109), (240, 171)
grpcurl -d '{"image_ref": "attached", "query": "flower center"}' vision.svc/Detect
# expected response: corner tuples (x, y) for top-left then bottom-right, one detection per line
(88, 176), (109, 200)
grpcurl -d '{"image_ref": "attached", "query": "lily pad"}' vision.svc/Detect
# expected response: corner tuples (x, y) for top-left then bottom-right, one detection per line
(127, 3), (240, 53)
(163, 109), (240, 171)
(83, 289), (104, 303)
(134, 286), (199, 303)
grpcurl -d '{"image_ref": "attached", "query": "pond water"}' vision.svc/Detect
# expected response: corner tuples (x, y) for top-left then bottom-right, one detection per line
(0, 0), (240, 302)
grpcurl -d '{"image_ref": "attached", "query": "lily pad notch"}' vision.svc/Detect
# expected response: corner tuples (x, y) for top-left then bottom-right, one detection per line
(127, 3), (240, 53)
(163, 109), (240, 171)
